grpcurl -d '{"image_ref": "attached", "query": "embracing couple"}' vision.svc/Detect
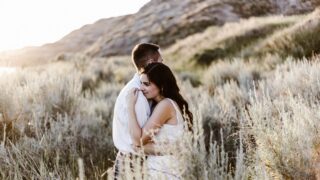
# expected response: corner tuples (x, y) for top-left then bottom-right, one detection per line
(111, 43), (193, 179)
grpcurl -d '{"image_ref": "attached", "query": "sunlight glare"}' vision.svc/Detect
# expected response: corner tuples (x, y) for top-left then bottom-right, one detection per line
(0, 0), (150, 52)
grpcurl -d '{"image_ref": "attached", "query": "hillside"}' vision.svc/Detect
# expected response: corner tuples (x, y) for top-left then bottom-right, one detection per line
(0, 0), (319, 66)
(165, 9), (320, 70)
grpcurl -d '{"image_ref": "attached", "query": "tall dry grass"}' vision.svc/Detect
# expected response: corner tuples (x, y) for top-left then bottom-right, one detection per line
(0, 61), (122, 179)
(1, 54), (320, 179)
(0, 9), (320, 179)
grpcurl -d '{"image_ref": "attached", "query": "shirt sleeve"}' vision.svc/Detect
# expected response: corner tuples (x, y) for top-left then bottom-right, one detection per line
(134, 91), (150, 127)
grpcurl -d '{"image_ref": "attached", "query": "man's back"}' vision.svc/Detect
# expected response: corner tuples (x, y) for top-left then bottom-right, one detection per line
(112, 73), (150, 153)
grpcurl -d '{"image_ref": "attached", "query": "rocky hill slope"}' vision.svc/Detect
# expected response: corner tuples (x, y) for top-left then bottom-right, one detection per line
(0, 0), (319, 66)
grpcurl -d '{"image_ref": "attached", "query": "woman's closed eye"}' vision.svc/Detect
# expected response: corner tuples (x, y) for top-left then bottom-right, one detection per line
(141, 81), (150, 86)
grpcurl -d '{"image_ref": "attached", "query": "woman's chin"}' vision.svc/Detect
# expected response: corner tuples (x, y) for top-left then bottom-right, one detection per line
(145, 96), (154, 100)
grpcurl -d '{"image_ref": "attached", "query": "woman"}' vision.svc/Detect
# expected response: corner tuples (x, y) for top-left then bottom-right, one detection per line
(126, 62), (193, 179)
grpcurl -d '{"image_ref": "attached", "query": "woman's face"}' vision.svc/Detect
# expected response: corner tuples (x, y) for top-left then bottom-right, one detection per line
(140, 74), (160, 100)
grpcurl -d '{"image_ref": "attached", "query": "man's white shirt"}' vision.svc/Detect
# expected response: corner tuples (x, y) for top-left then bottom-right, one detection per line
(112, 73), (150, 153)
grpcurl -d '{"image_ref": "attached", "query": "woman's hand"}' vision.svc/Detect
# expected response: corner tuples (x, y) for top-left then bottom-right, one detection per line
(132, 144), (141, 152)
(126, 88), (139, 109)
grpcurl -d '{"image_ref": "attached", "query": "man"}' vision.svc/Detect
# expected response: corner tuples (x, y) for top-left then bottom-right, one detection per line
(112, 43), (163, 178)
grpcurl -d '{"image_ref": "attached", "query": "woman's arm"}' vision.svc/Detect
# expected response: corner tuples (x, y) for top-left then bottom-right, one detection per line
(127, 88), (173, 146)
(139, 101), (171, 144)
(133, 143), (161, 155)
(127, 88), (143, 146)
(133, 142), (175, 156)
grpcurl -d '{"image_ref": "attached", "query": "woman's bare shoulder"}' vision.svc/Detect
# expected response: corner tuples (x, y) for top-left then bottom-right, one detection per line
(154, 98), (174, 112)
(147, 99), (175, 125)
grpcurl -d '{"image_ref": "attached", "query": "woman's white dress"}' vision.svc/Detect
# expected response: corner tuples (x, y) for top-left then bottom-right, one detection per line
(146, 99), (185, 179)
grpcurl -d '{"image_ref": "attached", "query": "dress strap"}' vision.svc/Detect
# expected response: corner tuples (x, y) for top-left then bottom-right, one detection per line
(167, 98), (183, 124)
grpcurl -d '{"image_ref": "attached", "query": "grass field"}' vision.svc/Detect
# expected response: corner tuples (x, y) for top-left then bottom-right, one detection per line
(0, 8), (320, 179)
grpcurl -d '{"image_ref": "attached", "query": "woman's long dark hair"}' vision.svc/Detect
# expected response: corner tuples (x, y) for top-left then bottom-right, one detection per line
(142, 62), (193, 131)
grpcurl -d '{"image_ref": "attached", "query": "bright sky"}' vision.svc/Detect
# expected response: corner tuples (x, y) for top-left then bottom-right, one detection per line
(0, 0), (150, 52)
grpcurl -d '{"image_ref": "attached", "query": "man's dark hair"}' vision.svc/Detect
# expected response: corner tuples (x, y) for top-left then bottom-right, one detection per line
(131, 43), (160, 72)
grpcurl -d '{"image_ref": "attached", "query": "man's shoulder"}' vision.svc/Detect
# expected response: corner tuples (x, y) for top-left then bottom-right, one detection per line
(115, 78), (140, 104)
(124, 77), (140, 90)
(118, 77), (136, 92)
